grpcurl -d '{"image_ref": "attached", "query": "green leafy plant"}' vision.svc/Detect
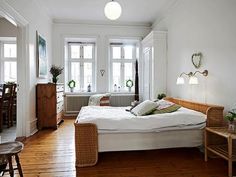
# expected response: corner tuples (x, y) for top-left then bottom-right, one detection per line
(68, 80), (76, 88)
(6, 81), (16, 85)
(157, 93), (166, 100)
(126, 79), (134, 88)
(50, 65), (63, 83)
(225, 109), (236, 122)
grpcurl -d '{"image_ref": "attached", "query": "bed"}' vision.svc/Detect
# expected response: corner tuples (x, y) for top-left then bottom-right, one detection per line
(74, 97), (224, 167)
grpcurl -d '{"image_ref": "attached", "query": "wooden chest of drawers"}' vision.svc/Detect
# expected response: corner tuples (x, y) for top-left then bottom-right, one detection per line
(36, 83), (64, 129)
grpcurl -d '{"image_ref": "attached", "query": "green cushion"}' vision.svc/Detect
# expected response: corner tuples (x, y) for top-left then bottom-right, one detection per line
(152, 104), (181, 114)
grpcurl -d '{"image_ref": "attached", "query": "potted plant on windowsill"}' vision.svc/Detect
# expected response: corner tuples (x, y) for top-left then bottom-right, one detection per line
(126, 79), (133, 92)
(68, 80), (76, 92)
(50, 65), (64, 84)
(225, 109), (236, 133)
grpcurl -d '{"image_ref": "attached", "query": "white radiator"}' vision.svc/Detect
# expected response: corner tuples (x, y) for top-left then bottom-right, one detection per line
(64, 94), (135, 115)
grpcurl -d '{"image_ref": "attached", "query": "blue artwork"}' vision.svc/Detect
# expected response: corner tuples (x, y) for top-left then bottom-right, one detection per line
(37, 32), (47, 78)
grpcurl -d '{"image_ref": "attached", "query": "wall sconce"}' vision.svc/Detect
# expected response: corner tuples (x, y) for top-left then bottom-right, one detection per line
(176, 70), (208, 85)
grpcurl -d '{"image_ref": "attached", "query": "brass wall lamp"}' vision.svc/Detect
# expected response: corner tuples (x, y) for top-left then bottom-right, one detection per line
(176, 70), (208, 85)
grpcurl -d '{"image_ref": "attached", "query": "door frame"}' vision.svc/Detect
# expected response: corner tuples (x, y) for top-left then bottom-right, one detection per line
(0, 0), (31, 137)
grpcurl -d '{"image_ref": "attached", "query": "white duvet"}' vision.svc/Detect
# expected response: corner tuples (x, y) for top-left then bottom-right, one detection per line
(76, 106), (207, 133)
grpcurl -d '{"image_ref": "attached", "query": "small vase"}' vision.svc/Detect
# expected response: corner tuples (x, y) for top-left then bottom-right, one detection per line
(128, 87), (131, 92)
(228, 121), (235, 133)
(52, 77), (58, 84)
(70, 87), (74, 93)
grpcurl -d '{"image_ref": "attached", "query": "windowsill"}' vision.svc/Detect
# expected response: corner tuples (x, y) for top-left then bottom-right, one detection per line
(65, 92), (97, 96)
(64, 91), (135, 96)
(110, 92), (135, 95)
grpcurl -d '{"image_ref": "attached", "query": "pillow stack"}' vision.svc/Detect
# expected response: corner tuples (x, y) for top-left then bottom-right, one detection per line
(152, 100), (181, 114)
(131, 99), (181, 116)
(131, 100), (158, 116)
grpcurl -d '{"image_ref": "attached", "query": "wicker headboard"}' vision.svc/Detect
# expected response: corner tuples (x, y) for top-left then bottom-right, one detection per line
(165, 97), (224, 127)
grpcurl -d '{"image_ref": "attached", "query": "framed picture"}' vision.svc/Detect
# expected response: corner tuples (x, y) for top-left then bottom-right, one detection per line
(36, 31), (47, 78)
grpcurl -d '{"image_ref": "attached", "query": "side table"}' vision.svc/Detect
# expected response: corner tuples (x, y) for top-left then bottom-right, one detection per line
(205, 127), (236, 177)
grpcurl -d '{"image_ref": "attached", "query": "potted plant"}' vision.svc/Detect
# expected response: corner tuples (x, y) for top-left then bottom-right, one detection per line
(126, 79), (133, 92)
(50, 65), (63, 84)
(68, 80), (76, 92)
(225, 109), (236, 133)
(157, 93), (166, 100)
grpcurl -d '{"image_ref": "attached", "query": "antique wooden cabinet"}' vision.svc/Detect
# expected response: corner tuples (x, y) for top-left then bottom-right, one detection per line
(36, 83), (64, 129)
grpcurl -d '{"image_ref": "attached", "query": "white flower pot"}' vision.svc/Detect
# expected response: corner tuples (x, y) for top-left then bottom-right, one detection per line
(228, 121), (235, 133)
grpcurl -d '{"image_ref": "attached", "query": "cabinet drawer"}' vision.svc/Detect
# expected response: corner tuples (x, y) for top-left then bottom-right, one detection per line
(57, 101), (64, 113)
(56, 85), (64, 92)
(56, 92), (64, 103)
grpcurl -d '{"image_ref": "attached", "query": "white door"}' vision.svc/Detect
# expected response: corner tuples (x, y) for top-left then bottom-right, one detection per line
(143, 47), (152, 100)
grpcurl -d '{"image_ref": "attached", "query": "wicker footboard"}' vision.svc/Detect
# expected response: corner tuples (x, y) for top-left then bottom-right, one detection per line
(74, 123), (98, 167)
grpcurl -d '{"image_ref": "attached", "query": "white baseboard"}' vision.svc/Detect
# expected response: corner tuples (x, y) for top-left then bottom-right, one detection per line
(30, 118), (38, 136)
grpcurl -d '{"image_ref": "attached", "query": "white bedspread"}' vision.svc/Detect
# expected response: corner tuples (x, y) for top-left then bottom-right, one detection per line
(76, 106), (206, 133)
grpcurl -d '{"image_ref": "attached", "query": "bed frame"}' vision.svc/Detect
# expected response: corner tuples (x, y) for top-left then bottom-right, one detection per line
(74, 97), (224, 167)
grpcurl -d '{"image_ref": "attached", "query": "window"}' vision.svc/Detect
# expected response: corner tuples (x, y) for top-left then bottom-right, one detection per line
(110, 43), (136, 92)
(67, 42), (95, 92)
(0, 42), (17, 82)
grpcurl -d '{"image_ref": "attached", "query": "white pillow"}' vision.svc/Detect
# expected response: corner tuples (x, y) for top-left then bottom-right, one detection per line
(131, 100), (158, 116)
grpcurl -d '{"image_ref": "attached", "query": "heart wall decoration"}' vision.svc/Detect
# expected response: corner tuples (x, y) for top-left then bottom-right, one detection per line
(191, 52), (202, 69)
(100, 69), (105, 77)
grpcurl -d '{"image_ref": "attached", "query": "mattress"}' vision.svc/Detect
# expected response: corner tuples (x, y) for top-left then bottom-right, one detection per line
(76, 106), (206, 133)
(98, 129), (204, 152)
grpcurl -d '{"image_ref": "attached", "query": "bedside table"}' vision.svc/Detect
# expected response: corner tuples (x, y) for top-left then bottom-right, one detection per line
(205, 127), (236, 177)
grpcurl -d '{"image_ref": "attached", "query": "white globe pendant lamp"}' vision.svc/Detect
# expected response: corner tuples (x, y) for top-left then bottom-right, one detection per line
(104, 0), (122, 20)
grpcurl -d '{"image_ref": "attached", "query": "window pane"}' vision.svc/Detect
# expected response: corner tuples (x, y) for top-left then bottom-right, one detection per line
(84, 63), (92, 91)
(71, 62), (80, 90)
(136, 47), (139, 58)
(4, 61), (17, 82)
(113, 63), (121, 90)
(124, 46), (133, 59)
(124, 63), (134, 91)
(83, 45), (93, 59)
(4, 44), (16, 58)
(112, 46), (121, 59)
(70, 45), (80, 58)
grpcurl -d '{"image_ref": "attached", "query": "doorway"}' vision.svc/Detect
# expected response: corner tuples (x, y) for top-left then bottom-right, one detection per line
(0, 17), (18, 142)
(0, 1), (30, 141)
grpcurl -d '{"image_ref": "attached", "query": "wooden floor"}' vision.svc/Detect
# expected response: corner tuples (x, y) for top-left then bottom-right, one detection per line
(4, 119), (235, 177)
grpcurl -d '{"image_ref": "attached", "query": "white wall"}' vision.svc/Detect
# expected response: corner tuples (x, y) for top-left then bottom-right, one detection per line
(52, 22), (151, 93)
(153, 0), (236, 112)
(4, 0), (52, 135)
(0, 18), (17, 37)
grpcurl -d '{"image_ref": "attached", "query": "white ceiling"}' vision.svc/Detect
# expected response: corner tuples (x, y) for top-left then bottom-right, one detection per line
(36, 0), (176, 25)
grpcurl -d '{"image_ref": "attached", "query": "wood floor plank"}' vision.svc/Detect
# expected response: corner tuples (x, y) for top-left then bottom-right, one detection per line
(4, 119), (235, 177)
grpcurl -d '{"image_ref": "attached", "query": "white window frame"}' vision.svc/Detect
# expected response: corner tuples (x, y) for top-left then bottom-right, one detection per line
(67, 42), (95, 92)
(110, 43), (136, 92)
(0, 41), (17, 83)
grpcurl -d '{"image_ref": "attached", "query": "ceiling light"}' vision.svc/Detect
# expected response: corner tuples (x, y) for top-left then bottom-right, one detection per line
(104, 0), (122, 20)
